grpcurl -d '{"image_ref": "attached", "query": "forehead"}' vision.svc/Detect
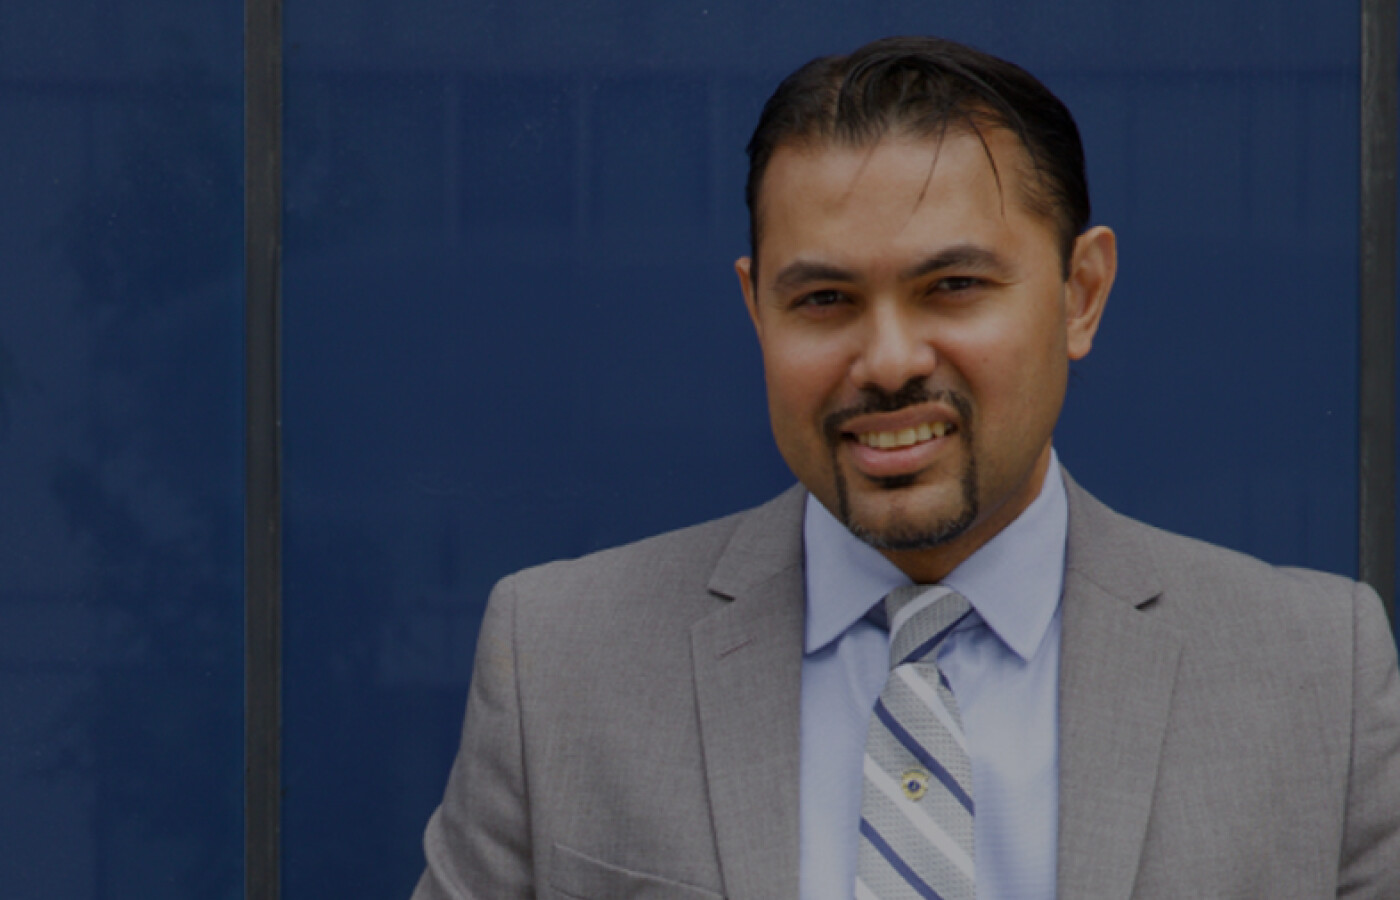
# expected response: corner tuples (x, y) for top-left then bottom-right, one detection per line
(754, 128), (1054, 266)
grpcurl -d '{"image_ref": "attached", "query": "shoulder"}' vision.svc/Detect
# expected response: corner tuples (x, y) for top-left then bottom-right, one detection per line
(506, 508), (747, 600)
(1066, 474), (1376, 658)
(489, 485), (805, 631)
(1129, 511), (1359, 605)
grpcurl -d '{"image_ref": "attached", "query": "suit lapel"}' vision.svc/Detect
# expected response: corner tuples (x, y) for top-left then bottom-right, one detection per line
(1057, 474), (1185, 900)
(691, 486), (807, 900)
(688, 475), (1186, 899)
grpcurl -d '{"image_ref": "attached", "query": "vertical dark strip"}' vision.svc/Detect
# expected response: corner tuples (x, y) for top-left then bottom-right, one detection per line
(245, 0), (283, 895)
(1360, 0), (1398, 624)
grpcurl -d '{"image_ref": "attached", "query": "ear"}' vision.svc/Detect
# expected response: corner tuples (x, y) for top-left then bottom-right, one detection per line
(736, 256), (762, 334)
(1064, 225), (1116, 361)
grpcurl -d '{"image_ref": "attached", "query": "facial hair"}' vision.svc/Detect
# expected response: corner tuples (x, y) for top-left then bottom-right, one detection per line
(822, 379), (979, 551)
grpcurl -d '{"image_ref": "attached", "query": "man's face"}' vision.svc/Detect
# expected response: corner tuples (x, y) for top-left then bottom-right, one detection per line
(737, 128), (1113, 580)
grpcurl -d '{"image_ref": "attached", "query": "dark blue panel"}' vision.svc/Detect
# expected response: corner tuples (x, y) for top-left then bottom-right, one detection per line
(0, 2), (244, 898)
(458, 75), (576, 238)
(282, 1), (1364, 895)
(1057, 66), (1358, 575)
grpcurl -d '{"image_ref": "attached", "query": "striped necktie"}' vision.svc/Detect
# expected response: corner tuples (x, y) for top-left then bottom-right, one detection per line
(856, 584), (975, 900)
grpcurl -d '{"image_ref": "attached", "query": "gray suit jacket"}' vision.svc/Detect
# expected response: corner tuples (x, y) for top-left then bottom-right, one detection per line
(414, 474), (1400, 899)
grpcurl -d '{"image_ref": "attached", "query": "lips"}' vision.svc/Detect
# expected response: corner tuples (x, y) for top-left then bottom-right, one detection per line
(838, 406), (961, 479)
(855, 420), (955, 449)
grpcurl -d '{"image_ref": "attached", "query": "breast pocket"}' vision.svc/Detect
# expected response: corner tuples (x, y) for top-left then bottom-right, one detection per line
(548, 842), (725, 900)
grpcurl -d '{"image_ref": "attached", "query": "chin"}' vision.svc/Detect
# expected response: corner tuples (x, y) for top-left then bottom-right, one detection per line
(837, 458), (981, 552)
(843, 503), (979, 551)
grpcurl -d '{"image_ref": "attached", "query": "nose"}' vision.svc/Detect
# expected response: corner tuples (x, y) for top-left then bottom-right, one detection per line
(849, 303), (937, 393)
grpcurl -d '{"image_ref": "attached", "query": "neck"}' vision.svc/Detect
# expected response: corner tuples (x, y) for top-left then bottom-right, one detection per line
(879, 446), (1054, 583)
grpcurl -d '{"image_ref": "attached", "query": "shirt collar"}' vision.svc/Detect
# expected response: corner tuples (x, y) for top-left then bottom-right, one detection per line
(802, 451), (1068, 662)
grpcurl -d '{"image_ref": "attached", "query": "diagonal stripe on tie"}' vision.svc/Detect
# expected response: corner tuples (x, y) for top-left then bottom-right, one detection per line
(889, 588), (945, 636)
(872, 700), (974, 813)
(880, 669), (974, 803)
(894, 666), (967, 751)
(860, 818), (952, 900)
(862, 779), (972, 894)
(864, 749), (973, 858)
(898, 619), (967, 669)
(863, 756), (975, 878)
(858, 585), (976, 900)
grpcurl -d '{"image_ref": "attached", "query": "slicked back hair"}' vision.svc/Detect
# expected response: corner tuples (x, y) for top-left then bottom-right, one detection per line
(744, 36), (1090, 277)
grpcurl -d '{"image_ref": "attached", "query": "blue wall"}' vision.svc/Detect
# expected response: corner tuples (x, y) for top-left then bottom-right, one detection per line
(0, 1), (1370, 897)
(281, 3), (1360, 897)
(0, 2), (244, 896)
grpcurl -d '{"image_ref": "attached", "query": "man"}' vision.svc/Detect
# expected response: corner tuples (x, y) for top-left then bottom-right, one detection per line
(414, 36), (1400, 899)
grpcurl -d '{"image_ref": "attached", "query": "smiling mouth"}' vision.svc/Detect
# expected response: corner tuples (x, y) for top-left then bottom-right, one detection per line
(852, 420), (957, 450)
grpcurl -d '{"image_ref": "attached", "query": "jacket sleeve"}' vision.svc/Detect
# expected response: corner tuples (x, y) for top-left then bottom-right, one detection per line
(1338, 582), (1400, 898)
(413, 577), (533, 900)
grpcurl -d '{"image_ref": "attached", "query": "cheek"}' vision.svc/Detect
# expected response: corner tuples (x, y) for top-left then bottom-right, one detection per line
(761, 339), (847, 418)
(955, 318), (1067, 420)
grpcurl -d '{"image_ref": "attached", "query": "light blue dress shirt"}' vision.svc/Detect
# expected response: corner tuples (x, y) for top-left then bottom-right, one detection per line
(799, 456), (1067, 900)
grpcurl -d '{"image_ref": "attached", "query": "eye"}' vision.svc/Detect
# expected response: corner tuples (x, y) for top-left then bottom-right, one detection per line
(792, 289), (849, 309)
(933, 275), (984, 293)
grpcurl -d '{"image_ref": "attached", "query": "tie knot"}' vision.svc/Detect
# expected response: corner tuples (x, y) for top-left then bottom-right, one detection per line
(884, 584), (971, 670)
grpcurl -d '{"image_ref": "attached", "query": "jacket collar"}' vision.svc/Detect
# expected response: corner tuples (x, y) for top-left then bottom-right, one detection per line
(1057, 471), (1183, 900)
(692, 485), (807, 900)
(691, 473), (1184, 900)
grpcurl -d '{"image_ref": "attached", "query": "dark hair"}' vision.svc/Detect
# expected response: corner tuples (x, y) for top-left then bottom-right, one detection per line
(744, 36), (1090, 272)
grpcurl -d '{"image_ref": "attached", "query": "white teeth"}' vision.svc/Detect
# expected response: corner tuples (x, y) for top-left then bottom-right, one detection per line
(857, 422), (954, 449)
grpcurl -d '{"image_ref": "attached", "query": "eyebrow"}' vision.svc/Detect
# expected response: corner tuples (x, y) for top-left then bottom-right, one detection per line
(770, 261), (857, 294)
(770, 244), (1012, 295)
(898, 244), (1011, 281)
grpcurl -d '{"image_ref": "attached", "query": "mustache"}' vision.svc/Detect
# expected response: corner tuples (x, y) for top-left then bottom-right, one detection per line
(822, 380), (972, 443)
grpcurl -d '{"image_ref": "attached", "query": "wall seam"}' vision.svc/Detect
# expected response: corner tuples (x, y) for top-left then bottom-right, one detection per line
(245, 0), (284, 895)
(1360, 0), (1398, 624)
